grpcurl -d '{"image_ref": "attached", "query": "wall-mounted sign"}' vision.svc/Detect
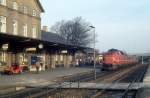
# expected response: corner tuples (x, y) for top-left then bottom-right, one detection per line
(26, 48), (36, 52)
(2, 43), (9, 50)
(61, 50), (68, 54)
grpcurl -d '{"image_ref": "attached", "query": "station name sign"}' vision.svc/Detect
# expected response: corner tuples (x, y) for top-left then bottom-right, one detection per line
(2, 44), (9, 50)
(26, 48), (36, 52)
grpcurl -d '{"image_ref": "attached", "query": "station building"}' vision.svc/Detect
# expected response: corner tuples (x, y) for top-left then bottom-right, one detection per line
(0, 0), (93, 72)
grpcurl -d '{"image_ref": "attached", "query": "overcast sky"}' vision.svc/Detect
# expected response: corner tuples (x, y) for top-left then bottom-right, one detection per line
(40, 0), (150, 53)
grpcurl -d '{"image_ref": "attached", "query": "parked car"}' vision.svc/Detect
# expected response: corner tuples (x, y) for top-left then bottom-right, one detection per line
(4, 63), (22, 75)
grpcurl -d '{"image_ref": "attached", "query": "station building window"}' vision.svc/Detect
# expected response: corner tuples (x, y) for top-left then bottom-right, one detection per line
(0, 0), (6, 6)
(0, 16), (6, 33)
(55, 54), (59, 67)
(60, 55), (63, 61)
(12, 2), (18, 10)
(13, 19), (18, 35)
(19, 54), (28, 66)
(69, 55), (73, 62)
(23, 24), (27, 37)
(55, 54), (58, 62)
(0, 52), (6, 65)
(23, 6), (27, 14)
(32, 10), (36, 16)
(32, 27), (37, 38)
(0, 52), (2, 66)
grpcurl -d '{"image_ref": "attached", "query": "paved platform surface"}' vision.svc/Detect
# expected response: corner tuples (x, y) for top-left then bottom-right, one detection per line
(47, 82), (141, 90)
(137, 64), (150, 98)
(0, 67), (93, 87)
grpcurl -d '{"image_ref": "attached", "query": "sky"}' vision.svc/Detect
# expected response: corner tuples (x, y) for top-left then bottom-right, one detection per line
(40, 0), (150, 53)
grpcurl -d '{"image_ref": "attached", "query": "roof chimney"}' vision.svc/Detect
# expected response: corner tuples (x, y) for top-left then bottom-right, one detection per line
(42, 26), (49, 32)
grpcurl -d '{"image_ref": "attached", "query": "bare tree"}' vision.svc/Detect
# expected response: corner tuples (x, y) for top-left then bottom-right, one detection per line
(51, 17), (93, 46)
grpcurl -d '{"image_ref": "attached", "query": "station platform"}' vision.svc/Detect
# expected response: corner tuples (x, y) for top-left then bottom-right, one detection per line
(45, 82), (142, 90)
(0, 67), (93, 87)
(136, 64), (150, 98)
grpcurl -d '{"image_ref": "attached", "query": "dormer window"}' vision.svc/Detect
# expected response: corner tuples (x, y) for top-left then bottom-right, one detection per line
(0, 0), (6, 6)
(23, 6), (27, 14)
(13, 2), (18, 10)
(32, 10), (36, 16)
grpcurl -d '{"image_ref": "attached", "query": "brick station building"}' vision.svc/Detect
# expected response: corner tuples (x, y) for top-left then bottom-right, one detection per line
(0, 0), (93, 72)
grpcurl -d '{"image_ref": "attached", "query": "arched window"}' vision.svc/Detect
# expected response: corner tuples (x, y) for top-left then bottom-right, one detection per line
(13, 2), (18, 10)
(13, 20), (18, 35)
(0, 0), (6, 6)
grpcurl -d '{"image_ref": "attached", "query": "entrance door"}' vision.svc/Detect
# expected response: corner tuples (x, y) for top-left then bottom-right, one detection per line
(0, 52), (7, 66)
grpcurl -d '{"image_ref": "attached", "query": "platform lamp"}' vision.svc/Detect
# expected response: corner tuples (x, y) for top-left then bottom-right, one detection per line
(38, 43), (44, 56)
(38, 43), (43, 50)
(89, 26), (96, 80)
(38, 43), (44, 69)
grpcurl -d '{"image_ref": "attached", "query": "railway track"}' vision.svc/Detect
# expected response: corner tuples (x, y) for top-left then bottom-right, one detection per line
(52, 64), (147, 98)
(34, 64), (146, 98)
(0, 64), (147, 98)
(0, 69), (110, 98)
(90, 64), (148, 98)
(44, 64), (146, 98)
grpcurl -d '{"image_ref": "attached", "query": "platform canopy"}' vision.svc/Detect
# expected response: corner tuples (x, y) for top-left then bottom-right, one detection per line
(0, 32), (89, 53)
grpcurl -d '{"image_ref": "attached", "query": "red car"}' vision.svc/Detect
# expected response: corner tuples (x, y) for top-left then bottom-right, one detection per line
(4, 63), (22, 74)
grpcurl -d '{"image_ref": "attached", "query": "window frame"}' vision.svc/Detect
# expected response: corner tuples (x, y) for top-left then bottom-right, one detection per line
(0, 52), (6, 62)
(32, 26), (37, 38)
(32, 10), (36, 16)
(0, 0), (6, 6)
(12, 19), (18, 35)
(23, 24), (27, 37)
(23, 6), (27, 14)
(0, 16), (6, 33)
(60, 55), (64, 61)
(12, 2), (18, 10)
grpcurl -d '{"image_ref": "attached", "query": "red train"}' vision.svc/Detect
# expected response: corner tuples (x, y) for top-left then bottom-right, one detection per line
(102, 49), (138, 71)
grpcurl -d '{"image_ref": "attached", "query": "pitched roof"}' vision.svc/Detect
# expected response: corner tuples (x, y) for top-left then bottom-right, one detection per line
(36, 0), (45, 12)
(41, 31), (93, 50)
(41, 31), (72, 45)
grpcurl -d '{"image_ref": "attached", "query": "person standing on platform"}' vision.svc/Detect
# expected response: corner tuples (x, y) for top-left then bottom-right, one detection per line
(36, 61), (40, 73)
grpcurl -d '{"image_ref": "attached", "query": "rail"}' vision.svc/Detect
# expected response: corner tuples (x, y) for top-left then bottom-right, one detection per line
(0, 71), (107, 98)
(121, 64), (148, 98)
(0, 64), (147, 98)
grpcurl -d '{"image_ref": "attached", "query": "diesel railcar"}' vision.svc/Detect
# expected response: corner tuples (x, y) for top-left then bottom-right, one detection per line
(102, 49), (138, 71)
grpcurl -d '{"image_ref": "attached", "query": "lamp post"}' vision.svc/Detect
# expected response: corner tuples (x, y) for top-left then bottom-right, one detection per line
(38, 43), (44, 70)
(142, 56), (144, 64)
(89, 26), (96, 80)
